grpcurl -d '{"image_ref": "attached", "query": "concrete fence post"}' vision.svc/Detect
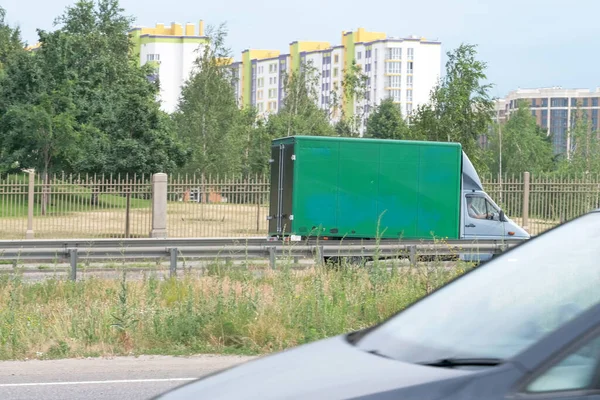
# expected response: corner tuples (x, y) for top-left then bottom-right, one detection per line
(150, 173), (168, 238)
(26, 170), (35, 239)
(522, 172), (530, 232)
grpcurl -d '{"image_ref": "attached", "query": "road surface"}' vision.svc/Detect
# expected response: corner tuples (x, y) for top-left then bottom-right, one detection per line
(0, 354), (256, 399)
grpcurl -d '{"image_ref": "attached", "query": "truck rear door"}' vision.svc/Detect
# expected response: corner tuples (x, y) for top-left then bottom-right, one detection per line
(268, 142), (295, 236)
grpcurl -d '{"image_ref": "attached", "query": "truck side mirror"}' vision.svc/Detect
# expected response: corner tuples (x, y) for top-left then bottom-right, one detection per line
(499, 210), (506, 222)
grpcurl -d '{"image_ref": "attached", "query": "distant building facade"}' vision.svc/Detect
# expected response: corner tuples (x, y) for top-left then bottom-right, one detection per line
(230, 28), (442, 131)
(26, 21), (442, 128)
(130, 21), (208, 114)
(495, 87), (600, 155)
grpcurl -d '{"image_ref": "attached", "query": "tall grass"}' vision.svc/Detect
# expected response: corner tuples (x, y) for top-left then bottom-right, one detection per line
(0, 260), (473, 360)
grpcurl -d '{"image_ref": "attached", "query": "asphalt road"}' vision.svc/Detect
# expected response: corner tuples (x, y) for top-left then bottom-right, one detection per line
(0, 354), (256, 400)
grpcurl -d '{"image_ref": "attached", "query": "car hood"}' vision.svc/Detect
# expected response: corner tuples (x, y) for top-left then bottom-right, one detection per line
(156, 335), (474, 400)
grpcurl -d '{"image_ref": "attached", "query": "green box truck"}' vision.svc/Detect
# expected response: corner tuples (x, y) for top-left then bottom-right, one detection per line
(267, 136), (529, 252)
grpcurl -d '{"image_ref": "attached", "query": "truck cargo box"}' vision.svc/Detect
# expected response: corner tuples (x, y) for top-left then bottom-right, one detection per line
(268, 136), (462, 240)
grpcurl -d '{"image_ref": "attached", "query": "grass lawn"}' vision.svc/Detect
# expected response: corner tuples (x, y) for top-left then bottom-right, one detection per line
(0, 173), (150, 218)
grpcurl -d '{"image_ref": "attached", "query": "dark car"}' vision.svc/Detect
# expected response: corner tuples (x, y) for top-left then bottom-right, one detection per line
(155, 210), (600, 400)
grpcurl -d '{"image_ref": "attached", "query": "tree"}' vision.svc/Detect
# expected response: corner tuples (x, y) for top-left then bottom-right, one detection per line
(0, 0), (187, 178)
(410, 44), (494, 171)
(0, 6), (23, 74)
(558, 107), (600, 175)
(266, 60), (334, 138)
(485, 100), (554, 176)
(172, 23), (242, 176)
(365, 97), (411, 140)
(231, 107), (271, 177)
(339, 60), (370, 136)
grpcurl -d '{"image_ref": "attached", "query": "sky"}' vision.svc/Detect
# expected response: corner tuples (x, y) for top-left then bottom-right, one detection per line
(3, 0), (599, 98)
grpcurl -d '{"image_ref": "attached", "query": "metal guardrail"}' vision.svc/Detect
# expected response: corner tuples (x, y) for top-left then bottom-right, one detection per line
(0, 237), (525, 281)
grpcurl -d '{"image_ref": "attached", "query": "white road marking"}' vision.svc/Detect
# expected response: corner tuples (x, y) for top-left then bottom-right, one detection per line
(0, 378), (197, 387)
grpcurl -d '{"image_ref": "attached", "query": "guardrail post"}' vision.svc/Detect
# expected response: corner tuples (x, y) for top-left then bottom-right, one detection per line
(409, 245), (417, 267)
(150, 173), (168, 238)
(268, 247), (276, 269)
(69, 249), (78, 281)
(26, 170), (35, 239)
(522, 171), (530, 232)
(169, 248), (178, 277)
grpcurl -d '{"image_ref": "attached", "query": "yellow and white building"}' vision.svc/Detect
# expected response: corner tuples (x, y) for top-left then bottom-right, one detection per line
(128, 23), (442, 124)
(27, 22), (442, 124)
(229, 28), (442, 126)
(129, 21), (209, 114)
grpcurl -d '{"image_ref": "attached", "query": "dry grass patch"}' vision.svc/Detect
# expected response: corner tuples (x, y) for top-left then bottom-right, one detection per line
(0, 260), (474, 360)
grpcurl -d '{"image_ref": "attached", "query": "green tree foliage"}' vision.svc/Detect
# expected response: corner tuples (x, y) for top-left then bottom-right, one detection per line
(410, 44), (494, 171)
(339, 60), (369, 136)
(558, 108), (600, 175)
(232, 108), (271, 177)
(266, 60), (334, 138)
(0, 6), (23, 74)
(484, 100), (554, 176)
(0, 0), (187, 177)
(365, 97), (411, 140)
(172, 23), (242, 176)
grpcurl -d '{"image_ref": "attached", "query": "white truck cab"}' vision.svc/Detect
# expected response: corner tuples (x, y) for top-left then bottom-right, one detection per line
(459, 153), (530, 262)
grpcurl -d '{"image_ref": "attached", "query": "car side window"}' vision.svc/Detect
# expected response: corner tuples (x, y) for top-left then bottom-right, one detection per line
(467, 196), (488, 219)
(467, 196), (499, 220)
(524, 333), (600, 393)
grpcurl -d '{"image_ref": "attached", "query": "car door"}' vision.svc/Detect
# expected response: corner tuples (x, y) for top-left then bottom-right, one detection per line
(511, 330), (600, 400)
(463, 193), (506, 239)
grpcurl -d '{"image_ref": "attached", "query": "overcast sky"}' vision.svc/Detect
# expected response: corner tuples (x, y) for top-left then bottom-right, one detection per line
(3, 0), (599, 97)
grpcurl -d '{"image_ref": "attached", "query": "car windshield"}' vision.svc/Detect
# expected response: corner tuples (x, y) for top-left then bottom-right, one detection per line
(354, 212), (600, 364)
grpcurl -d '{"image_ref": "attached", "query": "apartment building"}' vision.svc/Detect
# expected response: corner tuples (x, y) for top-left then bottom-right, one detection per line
(496, 87), (600, 155)
(130, 21), (208, 113)
(230, 28), (442, 130)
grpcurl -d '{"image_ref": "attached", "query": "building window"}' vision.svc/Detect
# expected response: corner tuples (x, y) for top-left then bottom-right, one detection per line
(406, 103), (413, 115)
(550, 109), (568, 153)
(551, 98), (568, 107)
(407, 62), (414, 74)
(357, 51), (362, 60)
(146, 53), (160, 62)
(388, 89), (401, 102)
(407, 48), (414, 60)
(333, 68), (339, 77)
(257, 103), (264, 112)
(541, 109), (548, 128)
(407, 90), (413, 102)
(334, 54), (339, 63)
(257, 90), (263, 100)
(542, 98), (548, 107)
(532, 110), (537, 118)
(268, 89), (277, 99)
(386, 48), (402, 60)
(406, 75), (413, 88)
(593, 98), (599, 107)
(583, 98), (589, 107)
(385, 61), (401, 74)
(387, 75), (402, 88)
(258, 78), (264, 88)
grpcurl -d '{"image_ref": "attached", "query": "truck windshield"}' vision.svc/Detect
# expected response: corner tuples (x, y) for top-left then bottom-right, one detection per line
(353, 212), (600, 364)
